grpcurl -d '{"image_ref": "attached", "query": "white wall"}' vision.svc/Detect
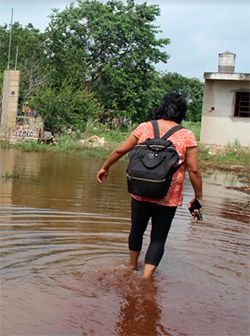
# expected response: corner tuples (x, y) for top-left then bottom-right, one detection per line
(200, 115), (250, 146)
(200, 78), (250, 146)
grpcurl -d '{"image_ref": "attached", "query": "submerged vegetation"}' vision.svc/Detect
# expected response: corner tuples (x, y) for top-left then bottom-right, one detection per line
(1, 170), (20, 180)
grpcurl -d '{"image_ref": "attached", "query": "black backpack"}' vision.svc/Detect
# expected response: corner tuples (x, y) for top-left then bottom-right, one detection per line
(127, 120), (183, 198)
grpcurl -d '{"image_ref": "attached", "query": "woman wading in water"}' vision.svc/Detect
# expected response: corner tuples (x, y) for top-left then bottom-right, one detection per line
(97, 93), (203, 279)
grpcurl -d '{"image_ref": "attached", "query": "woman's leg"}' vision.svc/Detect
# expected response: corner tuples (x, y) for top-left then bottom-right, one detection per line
(129, 199), (152, 269)
(144, 205), (177, 278)
(129, 250), (141, 270)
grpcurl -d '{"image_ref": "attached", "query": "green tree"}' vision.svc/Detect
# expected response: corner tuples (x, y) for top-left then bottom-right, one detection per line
(154, 72), (204, 121)
(45, 0), (170, 121)
(0, 22), (50, 103)
(0, 4), (203, 128)
(29, 81), (104, 131)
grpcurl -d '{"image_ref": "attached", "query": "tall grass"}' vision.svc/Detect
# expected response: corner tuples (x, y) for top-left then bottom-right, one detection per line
(16, 141), (47, 152)
(83, 120), (132, 144)
(211, 145), (249, 168)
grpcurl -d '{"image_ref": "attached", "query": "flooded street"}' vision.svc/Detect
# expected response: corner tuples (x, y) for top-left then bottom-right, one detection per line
(0, 148), (249, 336)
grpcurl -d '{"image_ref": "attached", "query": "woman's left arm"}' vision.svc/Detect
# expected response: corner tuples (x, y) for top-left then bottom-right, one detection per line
(186, 146), (203, 202)
(96, 134), (138, 183)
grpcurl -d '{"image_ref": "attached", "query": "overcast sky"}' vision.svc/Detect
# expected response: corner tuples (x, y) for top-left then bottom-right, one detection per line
(0, 0), (249, 79)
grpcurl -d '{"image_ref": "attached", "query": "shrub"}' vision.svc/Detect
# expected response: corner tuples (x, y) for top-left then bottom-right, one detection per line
(29, 81), (104, 132)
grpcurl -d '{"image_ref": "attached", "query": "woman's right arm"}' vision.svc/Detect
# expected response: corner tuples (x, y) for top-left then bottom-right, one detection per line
(186, 146), (203, 202)
(96, 134), (138, 183)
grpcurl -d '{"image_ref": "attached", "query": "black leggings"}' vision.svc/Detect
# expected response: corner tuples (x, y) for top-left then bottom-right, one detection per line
(129, 198), (177, 267)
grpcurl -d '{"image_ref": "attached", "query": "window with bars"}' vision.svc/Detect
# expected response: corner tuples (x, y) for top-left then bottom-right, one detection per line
(234, 92), (250, 117)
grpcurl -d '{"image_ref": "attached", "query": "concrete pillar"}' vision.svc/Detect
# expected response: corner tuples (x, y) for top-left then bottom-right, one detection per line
(0, 70), (20, 129)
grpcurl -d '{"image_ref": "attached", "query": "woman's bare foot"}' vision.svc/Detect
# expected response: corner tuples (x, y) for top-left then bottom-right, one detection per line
(143, 263), (156, 279)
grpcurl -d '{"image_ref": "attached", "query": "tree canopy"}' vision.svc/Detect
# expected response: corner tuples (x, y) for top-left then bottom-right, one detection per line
(0, 23), (50, 102)
(0, 0), (203, 131)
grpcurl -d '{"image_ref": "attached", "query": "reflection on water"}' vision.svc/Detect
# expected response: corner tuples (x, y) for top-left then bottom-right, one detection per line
(115, 277), (169, 336)
(0, 148), (249, 336)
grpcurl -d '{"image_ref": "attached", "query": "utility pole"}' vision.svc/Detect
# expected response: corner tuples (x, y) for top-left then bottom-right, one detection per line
(14, 45), (19, 70)
(7, 8), (14, 70)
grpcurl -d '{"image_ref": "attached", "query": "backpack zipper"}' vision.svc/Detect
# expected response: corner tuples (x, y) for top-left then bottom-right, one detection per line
(136, 144), (177, 151)
(127, 174), (166, 183)
(149, 146), (177, 151)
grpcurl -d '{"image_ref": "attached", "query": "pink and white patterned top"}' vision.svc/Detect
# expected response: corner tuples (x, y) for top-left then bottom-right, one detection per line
(131, 121), (197, 207)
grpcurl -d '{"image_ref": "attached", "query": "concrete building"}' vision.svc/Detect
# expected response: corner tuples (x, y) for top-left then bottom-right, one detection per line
(200, 52), (250, 147)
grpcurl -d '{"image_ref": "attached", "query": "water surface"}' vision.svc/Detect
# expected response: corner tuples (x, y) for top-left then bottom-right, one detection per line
(0, 148), (249, 336)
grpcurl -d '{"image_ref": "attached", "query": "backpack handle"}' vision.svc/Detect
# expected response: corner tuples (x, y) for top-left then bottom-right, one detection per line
(151, 120), (183, 140)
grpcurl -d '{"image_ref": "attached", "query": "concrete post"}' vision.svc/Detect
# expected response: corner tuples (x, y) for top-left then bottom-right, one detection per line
(0, 70), (20, 129)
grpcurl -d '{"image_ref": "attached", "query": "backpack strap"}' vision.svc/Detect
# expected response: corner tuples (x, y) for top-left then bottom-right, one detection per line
(151, 120), (160, 138)
(161, 125), (183, 140)
(163, 125), (184, 172)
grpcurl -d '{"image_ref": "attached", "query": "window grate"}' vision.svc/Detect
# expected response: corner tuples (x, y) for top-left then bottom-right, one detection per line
(234, 92), (250, 117)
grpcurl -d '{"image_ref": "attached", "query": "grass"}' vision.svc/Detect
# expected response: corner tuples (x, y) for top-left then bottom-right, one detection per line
(199, 143), (250, 171)
(0, 140), (12, 149)
(16, 141), (47, 152)
(1, 121), (249, 172)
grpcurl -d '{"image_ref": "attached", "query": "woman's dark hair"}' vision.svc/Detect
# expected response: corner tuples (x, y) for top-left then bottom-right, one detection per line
(154, 92), (187, 124)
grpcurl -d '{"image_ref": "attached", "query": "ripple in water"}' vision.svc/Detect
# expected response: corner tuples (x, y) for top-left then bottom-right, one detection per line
(0, 149), (249, 335)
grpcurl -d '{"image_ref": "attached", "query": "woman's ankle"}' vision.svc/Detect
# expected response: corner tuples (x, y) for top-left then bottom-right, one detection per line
(129, 250), (140, 269)
(143, 263), (156, 279)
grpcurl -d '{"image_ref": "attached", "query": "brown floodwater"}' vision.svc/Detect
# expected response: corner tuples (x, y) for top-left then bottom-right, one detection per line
(0, 148), (249, 336)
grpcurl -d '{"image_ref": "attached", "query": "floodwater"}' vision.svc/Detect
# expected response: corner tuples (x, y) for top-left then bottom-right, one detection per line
(0, 148), (249, 336)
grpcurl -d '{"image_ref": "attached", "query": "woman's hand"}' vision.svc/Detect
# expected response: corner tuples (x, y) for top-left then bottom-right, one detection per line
(96, 168), (109, 183)
(188, 197), (203, 219)
(96, 134), (138, 184)
(188, 197), (203, 207)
